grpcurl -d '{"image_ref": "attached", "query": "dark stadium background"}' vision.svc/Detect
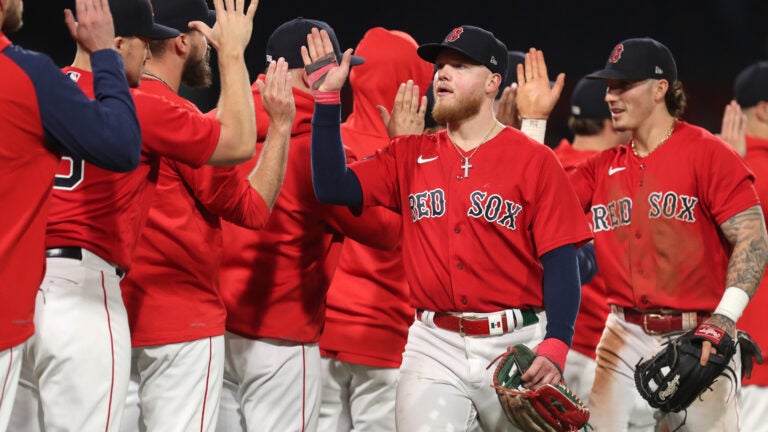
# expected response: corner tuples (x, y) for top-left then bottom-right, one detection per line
(13, 0), (768, 148)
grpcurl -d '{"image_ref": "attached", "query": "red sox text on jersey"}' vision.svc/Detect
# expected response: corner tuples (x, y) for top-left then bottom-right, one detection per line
(409, 188), (523, 230)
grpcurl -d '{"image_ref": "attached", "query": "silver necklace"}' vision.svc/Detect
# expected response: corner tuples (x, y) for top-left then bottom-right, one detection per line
(450, 122), (499, 178)
(142, 70), (173, 91)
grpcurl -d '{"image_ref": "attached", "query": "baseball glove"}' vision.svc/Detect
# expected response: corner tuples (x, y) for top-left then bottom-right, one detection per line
(491, 344), (590, 432)
(737, 330), (764, 380)
(634, 323), (737, 413)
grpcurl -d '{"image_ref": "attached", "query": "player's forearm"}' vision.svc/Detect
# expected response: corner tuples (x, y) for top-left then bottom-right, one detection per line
(248, 121), (291, 210)
(722, 205), (768, 298)
(541, 244), (580, 346)
(208, 52), (256, 165)
(311, 103), (363, 206)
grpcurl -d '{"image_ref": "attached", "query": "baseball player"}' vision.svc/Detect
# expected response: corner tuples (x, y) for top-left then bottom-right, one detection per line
(9, 0), (258, 430)
(307, 24), (592, 431)
(720, 61), (768, 432)
(214, 18), (402, 432)
(572, 38), (768, 431)
(0, 0), (142, 428)
(317, 27), (433, 432)
(119, 58), (292, 432)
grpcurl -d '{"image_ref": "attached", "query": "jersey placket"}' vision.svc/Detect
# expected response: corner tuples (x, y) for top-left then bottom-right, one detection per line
(445, 145), (477, 310)
(627, 154), (654, 308)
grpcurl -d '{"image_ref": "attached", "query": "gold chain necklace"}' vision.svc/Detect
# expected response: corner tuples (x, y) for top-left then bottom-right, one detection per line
(449, 122), (500, 178)
(631, 121), (676, 158)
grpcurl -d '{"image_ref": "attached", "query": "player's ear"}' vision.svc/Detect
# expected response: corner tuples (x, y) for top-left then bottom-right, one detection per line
(487, 72), (502, 96)
(114, 36), (125, 52)
(653, 79), (669, 103)
(755, 101), (768, 122)
(173, 33), (189, 56)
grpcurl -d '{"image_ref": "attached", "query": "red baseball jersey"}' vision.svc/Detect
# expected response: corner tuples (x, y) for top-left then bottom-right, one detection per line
(349, 128), (593, 312)
(122, 158), (270, 347)
(1, 36), (140, 350)
(46, 74), (220, 271)
(553, 139), (610, 359)
(739, 134), (768, 385)
(570, 122), (759, 311)
(319, 27), (433, 368)
(220, 81), (399, 344)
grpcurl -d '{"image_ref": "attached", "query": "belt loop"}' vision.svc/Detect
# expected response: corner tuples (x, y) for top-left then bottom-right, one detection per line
(419, 310), (436, 328)
(510, 309), (524, 331)
(682, 312), (697, 330)
(611, 305), (625, 320)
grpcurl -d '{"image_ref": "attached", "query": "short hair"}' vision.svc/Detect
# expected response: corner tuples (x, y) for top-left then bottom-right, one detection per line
(568, 117), (605, 136)
(149, 38), (171, 59)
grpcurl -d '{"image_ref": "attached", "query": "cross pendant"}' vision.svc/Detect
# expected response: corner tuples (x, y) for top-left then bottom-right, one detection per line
(461, 157), (472, 178)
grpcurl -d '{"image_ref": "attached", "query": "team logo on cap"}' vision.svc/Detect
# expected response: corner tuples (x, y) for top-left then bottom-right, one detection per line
(446, 27), (464, 42)
(609, 43), (624, 63)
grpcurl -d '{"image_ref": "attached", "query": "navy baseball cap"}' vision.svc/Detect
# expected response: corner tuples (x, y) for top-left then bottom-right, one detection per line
(587, 37), (677, 83)
(418, 25), (508, 76)
(571, 76), (610, 119)
(109, 0), (179, 40)
(734, 61), (768, 108)
(152, 0), (216, 34)
(266, 17), (365, 69)
(496, 50), (525, 99)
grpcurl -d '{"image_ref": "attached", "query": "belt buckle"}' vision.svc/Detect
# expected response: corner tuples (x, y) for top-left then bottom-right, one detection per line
(458, 317), (466, 337)
(643, 313), (665, 335)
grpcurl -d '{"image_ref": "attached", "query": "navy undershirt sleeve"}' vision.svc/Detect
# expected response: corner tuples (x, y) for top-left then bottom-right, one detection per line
(576, 242), (597, 285)
(8, 47), (141, 172)
(311, 103), (363, 206)
(541, 243), (582, 346)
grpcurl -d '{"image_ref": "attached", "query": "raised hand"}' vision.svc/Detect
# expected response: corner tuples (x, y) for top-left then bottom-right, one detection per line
(300, 27), (352, 93)
(377, 80), (427, 138)
(189, 0), (258, 56)
(719, 100), (747, 157)
(496, 83), (521, 128)
(257, 58), (296, 127)
(64, 0), (116, 54)
(516, 48), (565, 120)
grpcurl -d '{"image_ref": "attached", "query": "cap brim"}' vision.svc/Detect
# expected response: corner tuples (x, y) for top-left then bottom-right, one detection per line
(417, 43), (485, 70)
(138, 23), (180, 40)
(586, 69), (640, 81)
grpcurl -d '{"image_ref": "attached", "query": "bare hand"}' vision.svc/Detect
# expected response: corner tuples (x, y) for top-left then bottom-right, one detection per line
(377, 80), (427, 138)
(257, 58), (295, 128)
(516, 48), (565, 119)
(189, 0), (257, 55)
(699, 315), (736, 366)
(496, 83), (521, 128)
(521, 356), (563, 390)
(64, 0), (115, 54)
(300, 28), (352, 93)
(718, 100), (747, 157)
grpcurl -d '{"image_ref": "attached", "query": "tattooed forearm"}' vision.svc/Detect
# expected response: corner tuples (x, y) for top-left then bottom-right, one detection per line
(721, 205), (768, 297)
(707, 313), (737, 337)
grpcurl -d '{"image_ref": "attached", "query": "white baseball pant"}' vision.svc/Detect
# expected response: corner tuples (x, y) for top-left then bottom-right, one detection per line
(395, 312), (545, 431)
(589, 312), (741, 432)
(0, 342), (24, 431)
(120, 336), (224, 432)
(739, 385), (768, 432)
(319, 357), (399, 432)
(9, 252), (131, 431)
(216, 332), (321, 432)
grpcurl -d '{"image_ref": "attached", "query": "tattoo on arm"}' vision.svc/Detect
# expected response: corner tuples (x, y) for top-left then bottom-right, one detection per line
(720, 205), (768, 298)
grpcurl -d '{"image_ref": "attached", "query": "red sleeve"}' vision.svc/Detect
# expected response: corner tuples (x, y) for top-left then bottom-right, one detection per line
(701, 139), (759, 224)
(170, 161), (270, 230)
(348, 137), (403, 211)
(133, 90), (219, 168)
(568, 152), (600, 213)
(531, 149), (593, 256)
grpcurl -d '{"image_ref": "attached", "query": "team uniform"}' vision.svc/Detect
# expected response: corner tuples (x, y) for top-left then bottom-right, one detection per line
(317, 27), (433, 432)
(9, 74), (219, 432)
(570, 121), (758, 431)
(215, 79), (400, 432)
(0, 34), (140, 430)
(313, 96), (592, 430)
(738, 134), (768, 432)
(116, 79), (270, 432)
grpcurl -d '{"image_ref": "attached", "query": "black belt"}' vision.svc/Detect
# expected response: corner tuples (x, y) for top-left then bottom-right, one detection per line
(46, 247), (125, 278)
